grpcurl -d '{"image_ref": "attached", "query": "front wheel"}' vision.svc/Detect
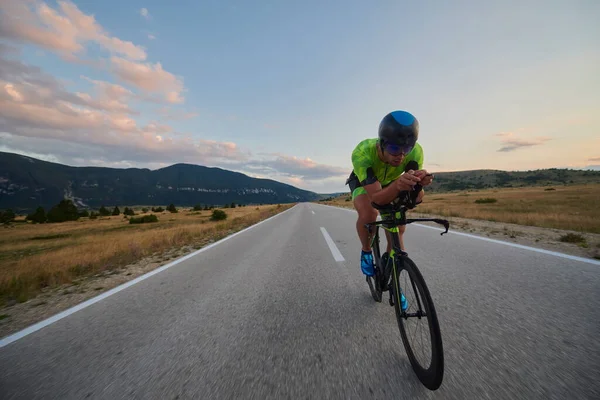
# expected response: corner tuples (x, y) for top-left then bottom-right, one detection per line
(392, 256), (444, 390)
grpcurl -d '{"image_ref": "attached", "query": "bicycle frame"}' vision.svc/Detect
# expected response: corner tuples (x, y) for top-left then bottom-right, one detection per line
(366, 206), (449, 309)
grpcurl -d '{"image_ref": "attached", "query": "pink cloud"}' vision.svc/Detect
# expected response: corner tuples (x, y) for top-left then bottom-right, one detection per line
(111, 57), (185, 104)
(0, 1), (146, 61)
(494, 131), (551, 152)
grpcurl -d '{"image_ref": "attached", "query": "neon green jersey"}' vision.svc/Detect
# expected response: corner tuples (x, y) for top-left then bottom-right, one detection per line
(349, 138), (424, 198)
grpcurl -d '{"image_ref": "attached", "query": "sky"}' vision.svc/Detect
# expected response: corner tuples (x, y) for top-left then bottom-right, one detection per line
(0, 0), (599, 193)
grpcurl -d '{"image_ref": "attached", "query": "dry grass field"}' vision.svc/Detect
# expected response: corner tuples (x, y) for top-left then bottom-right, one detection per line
(319, 184), (600, 234)
(0, 204), (293, 305)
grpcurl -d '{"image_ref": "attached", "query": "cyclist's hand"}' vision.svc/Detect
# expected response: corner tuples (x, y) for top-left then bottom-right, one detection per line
(395, 170), (421, 191)
(414, 169), (434, 186)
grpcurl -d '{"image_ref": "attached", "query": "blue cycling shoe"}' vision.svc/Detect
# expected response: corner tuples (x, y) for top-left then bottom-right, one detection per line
(360, 250), (374, 276)
(400, 291), (409, 311)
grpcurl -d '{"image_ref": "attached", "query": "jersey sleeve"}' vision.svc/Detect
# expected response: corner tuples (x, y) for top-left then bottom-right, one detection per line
(351, 142), (377, 185)
(412, 143), (424, 169)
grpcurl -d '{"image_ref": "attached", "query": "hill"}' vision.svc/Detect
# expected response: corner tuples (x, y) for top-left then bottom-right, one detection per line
(424, 169), (600, 192)
(0, 152), (321, 212)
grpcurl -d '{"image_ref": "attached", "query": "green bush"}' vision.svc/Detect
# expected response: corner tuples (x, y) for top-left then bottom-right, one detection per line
(78, 209), (89, 218)
(152, 206), (164, 213)
(141, 208), (149, 213)
(167, 203), (178, 213)
(210, 209), (227, 221)
(112, 206), (120, 216)
(129, 214), (159, 224)
(26, 206), (47, 223)
(123, 207), (135, 216)
(474, 198), (498, 204)
(47, 200), (80, 223)
(193, 204), (203, 211)
(89, 212), (98, 220)
(0, 209), (16, 224)
(98, 206), (111, 216)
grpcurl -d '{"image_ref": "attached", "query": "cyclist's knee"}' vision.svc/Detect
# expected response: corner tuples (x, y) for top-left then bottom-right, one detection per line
(354, 195), (377, 222)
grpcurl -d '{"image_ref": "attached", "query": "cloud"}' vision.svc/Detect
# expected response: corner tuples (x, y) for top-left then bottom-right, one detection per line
(240, 154), (348, 181)
(148, 34), (156, 40)
(0, 1), (147, 61)
(140, 8), (150, 20)
(158, 107), (199, 120)
(588, 157), (600, 162)
(111, 57), (185, 104)
(495, 132), (551, 152)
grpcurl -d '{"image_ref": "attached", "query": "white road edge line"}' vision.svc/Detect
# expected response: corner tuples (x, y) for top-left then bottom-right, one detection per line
(313, 203), (600, 266)
(0, 204), (299, 349)
(320, 227), (345, 262)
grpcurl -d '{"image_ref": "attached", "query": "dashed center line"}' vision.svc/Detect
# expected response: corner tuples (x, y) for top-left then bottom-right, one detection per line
(320, 227), (345, 262)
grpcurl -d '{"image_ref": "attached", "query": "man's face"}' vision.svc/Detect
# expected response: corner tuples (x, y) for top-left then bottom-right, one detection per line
(383, 150), (405, 167)
(380, 142), (412, 166)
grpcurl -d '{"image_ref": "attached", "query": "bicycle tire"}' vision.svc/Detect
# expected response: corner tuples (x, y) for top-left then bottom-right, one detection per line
(365, 226), (383, 302)
(392, 256), (444, 390)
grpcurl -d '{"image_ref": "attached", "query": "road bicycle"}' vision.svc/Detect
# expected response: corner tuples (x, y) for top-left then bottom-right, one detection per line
(364, 185), (449, 390)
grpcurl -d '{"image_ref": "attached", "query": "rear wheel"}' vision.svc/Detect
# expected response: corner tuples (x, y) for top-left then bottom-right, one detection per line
(392, 256), (444, 390)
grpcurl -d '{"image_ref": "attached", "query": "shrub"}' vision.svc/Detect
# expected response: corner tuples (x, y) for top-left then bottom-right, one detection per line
(141, 207), (149, 213)
(193, 204), (203, 211)
(210, 209), (227, 221)
(474, 198), (498, 204)
(129, 214), (159, 224)
(47, 200), (80, 223)
(112, 206), (120, 216)
(152, 206), (164, 213)
(98, 206), (111, 216)
(0, 209), (16, 224)
(559, 233), (586, 243)
(123, 207), (135, 216)
(26, 206), (47, 223)
(89, 212), (98, 220)
(167, 203), (178, 213)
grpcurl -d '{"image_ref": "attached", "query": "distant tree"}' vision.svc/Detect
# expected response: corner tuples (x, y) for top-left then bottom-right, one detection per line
(47, 200), (79, 223)
(123, 207), (135, 216)
(98, 206), (111, 216)
(0, 209), (16, 224)
(152, 206), (164, 213)
(78, 209), (90, 217)
(26, 206), (47, 223)
(193, 204), (203, 211)
(230, 202), (236, 208)
(167, 203), (178, 213)
(89, 212), (99, 220)
(112, 206), (120, 216)
(141, 207), (149, 213)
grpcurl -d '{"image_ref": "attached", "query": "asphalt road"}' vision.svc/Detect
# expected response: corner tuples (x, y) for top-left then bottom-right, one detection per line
(1, 203), (599, 399)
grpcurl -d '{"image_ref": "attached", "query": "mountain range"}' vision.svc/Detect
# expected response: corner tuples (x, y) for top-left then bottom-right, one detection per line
(1, 151), (599, 213)
(0, 152), (321, 212)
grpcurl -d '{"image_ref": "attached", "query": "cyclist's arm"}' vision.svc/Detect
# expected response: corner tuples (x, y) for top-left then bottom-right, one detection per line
(363, 180), (404, 205)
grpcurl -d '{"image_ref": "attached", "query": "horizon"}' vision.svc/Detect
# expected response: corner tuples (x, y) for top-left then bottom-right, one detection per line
(1, 1), (599, 193)
(3, 149), (598, 196)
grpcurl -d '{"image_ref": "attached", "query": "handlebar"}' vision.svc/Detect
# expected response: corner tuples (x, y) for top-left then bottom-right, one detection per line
(368, 183), (450, 235)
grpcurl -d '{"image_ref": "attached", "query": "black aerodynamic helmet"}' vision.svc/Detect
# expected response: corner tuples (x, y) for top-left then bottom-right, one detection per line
(378, 110), (419, 156)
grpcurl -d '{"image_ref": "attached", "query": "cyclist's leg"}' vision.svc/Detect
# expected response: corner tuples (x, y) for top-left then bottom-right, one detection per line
(353, 188), (378, 276)
(352, 188), (377, 251)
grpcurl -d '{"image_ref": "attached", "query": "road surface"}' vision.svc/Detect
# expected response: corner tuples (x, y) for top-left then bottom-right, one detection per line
(1, 203), (599, 399)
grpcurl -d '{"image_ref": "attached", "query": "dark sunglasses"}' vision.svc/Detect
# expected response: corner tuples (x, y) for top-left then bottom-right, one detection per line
(384, 143), (413, 156)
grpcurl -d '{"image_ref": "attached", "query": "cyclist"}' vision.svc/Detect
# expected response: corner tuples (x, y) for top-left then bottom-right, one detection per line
(345, 110), (434, 277)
